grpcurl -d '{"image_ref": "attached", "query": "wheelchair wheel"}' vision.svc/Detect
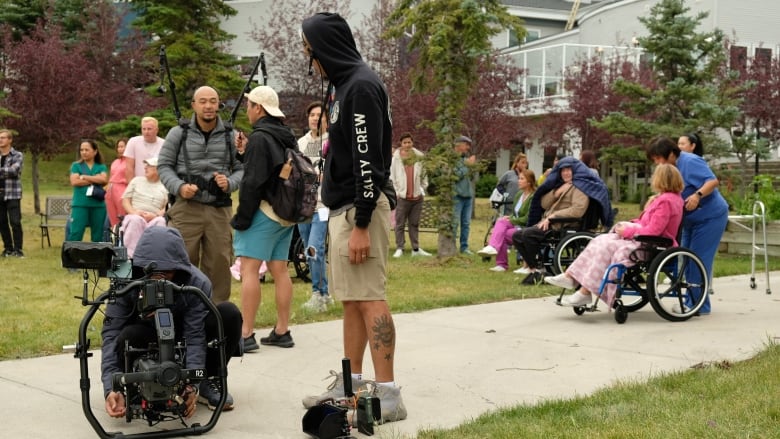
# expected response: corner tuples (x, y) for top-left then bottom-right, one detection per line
(288, 228), (311, 283)
(551, 232), (594, 275)
(614, 300), (628, 324)
(646, 247), (708, 322)
(615, 266), (649, 312)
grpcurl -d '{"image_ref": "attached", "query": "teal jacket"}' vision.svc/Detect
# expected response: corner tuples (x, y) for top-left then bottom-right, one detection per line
(454, 156), (474, 198)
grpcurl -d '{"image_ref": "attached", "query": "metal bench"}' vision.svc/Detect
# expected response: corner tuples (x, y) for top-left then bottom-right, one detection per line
(40, 196), (72, 247)
(399, 199), (438, 234)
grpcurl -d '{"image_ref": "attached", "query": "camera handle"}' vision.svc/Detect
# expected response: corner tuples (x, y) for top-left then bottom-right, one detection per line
(75, 279), (228, 439)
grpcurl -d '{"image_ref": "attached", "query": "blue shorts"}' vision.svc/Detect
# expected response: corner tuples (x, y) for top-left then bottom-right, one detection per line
(233, 209), (293, 262)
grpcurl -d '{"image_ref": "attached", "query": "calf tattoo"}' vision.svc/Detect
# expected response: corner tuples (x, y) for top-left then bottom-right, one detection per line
(371, 314), (395, 357)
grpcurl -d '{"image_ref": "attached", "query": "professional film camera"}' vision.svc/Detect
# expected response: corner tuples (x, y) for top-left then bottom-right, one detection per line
(63, 241), (227, 438)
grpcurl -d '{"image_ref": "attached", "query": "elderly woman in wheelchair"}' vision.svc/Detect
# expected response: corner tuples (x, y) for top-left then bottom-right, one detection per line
(545, 164), (693, 320)
(514, 156), (613, 284)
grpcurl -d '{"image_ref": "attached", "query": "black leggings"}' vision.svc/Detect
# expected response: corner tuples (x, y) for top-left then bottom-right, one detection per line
(512, 226), (546, 269)
(115, 301), (242, 378)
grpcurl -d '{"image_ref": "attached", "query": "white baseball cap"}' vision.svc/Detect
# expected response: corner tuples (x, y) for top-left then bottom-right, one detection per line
(244, 86), (285, 118)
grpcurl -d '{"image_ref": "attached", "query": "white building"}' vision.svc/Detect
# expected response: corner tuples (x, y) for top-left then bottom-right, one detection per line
(221, 0), (780, 175)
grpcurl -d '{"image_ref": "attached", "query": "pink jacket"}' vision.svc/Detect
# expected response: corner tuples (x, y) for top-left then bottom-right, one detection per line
(620, 192), (684, 245)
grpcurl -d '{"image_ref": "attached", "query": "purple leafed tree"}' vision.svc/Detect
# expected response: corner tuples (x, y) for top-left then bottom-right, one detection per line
(0, 13), (157, 213)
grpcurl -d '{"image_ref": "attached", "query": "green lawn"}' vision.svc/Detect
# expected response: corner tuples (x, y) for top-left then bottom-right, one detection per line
(3, 150), (779, 437)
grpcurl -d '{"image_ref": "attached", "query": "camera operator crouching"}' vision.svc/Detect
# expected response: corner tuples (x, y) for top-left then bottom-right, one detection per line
(101, 226), (242, 418)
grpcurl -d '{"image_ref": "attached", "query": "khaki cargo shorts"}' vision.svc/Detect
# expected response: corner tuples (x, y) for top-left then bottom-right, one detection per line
(328, 194), (390, 301)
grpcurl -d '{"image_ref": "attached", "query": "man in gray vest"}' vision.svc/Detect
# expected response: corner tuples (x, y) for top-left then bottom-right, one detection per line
(157, 86), (244, 303)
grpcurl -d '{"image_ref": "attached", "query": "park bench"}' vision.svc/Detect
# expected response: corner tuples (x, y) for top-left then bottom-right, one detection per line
(400, 199), (439, 234)
(40, 196), (71, 247)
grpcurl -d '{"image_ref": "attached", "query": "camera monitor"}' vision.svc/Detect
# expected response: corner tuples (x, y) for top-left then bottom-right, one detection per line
(61, 242), (116, 270)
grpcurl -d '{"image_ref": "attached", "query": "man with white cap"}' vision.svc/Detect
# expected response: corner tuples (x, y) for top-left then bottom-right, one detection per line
(230, 85), (297, 352)
(157, 86), (244, 305)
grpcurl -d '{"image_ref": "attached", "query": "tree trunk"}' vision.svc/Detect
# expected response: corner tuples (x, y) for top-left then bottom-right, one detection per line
(31, 153), (41, 215)
(437, 232), (458, 258)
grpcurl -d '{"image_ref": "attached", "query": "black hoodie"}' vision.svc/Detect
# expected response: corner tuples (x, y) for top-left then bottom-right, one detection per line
(231, 116), (295, 230)
(302, 13), (392, 228)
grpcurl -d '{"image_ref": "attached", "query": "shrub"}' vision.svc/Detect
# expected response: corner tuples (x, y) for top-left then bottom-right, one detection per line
(475, 173), (498, 198)
(724, 174), (780, 220)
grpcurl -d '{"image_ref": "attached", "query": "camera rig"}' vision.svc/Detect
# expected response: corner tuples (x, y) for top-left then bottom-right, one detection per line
(63, 241), (227, 439)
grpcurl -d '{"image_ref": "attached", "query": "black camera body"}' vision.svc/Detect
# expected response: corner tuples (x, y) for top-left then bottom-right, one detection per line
(176, 173), (232, 207)
(112, 307), (207, 424)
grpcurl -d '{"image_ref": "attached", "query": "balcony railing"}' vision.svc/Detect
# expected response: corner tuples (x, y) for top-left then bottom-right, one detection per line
(502, 43), (644, 100)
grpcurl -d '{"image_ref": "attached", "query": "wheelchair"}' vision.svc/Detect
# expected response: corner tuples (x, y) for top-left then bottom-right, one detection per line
(555, 234), (709, 324)
(529, 202), (612, 278)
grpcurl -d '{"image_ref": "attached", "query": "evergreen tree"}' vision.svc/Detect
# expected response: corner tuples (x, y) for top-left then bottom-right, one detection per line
(127, 0), (245, 121)
(594, 0), (739, 151)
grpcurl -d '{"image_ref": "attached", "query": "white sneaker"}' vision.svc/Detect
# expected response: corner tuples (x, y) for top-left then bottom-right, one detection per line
(392, 249), (403, 258)
(560, 291), (592, 307)
(489, 266), (507, 272)
(302, 294), (326, 312)
(513, 266), (532, 274)
(321, 294), (334, 307)
(477, 245), (498, 257)
(412, 248), (432, 257)
(544, 273), (577, 289)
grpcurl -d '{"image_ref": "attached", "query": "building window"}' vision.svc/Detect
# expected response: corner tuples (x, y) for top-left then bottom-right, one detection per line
(509, 29), (540, 47)
(755, 47), (772, 65)
(730, 45), (748, 72)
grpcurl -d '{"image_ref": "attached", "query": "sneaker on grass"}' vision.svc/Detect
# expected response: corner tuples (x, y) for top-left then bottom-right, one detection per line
(302, 294), (326, 312)
(412, 248), (432, 257)
(477, 245), (498, 257)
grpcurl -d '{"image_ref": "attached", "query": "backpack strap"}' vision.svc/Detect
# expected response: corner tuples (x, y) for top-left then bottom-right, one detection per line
(175, 119), (193, 184)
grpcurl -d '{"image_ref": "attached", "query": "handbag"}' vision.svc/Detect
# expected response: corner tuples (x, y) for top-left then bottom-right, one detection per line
(79, 162), (106, 201)
(88, 184), (106, 201)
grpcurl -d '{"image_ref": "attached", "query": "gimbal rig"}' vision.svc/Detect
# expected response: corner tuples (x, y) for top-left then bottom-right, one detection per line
(64, 242), (227, 438)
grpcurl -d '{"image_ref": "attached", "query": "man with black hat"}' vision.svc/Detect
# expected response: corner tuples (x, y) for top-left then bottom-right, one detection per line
(453, 135), (477, 254)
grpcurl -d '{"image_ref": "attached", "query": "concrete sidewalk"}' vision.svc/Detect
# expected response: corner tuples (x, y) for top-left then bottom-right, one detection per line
(1, 273), (777, 438)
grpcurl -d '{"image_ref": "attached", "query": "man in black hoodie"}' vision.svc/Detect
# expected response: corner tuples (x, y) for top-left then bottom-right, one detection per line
(300, 12), (407, 424)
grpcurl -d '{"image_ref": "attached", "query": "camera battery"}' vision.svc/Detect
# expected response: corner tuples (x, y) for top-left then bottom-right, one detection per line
(356, 395), (381, 436)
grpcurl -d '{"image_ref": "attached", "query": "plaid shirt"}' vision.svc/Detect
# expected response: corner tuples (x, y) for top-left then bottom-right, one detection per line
(0, 148), (23, 201)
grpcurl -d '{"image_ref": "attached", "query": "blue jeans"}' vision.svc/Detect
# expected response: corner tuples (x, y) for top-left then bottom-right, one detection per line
(453, 196), (473, 252)
(298, 215), (328, 294)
